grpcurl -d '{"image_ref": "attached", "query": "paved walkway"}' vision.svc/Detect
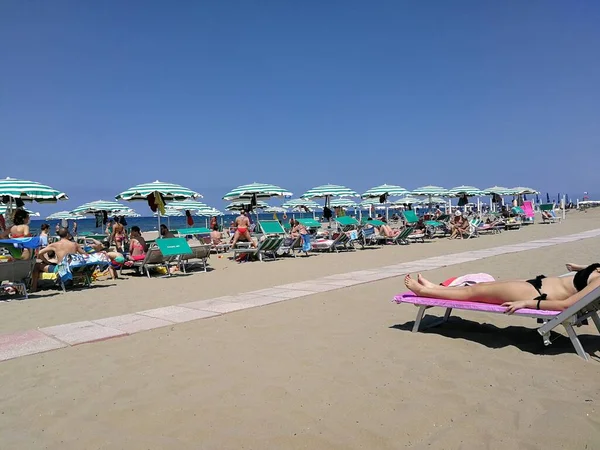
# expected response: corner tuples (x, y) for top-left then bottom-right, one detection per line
(2, 228), (600, 363)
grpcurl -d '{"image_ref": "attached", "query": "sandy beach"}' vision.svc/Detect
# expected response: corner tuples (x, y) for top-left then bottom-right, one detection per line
(1, 210), (599, 449)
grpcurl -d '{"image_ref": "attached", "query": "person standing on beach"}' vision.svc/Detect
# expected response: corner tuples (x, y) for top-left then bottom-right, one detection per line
(230, 210), (256, 248)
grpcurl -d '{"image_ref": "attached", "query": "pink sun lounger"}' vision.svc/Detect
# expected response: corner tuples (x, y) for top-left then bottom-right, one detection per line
(394, 290), (600, 360)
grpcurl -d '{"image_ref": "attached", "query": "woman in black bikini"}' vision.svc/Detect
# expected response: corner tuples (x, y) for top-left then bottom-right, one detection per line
(404, 263), (600, 314)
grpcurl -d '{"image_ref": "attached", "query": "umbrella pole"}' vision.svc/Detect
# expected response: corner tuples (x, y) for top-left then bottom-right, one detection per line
(157, 212), (161, 234)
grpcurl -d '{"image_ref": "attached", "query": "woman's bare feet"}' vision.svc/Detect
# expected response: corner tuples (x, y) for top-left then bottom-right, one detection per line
(404, 274), (425, 295)
(417, 273), (437, 288)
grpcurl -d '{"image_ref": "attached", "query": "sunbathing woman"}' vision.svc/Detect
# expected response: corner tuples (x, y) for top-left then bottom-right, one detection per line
(380, 224), (400, 238)
(404, 264), (600, 314)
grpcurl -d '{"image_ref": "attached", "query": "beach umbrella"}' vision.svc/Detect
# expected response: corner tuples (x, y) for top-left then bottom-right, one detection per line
(447, 185), (482, 197)
(511, 187), (540, 195)
(112, 209), (141, 218)
(222, 182), (292, 201)
(329, 198), (359, 208)
(391, 196), (421, 206)
(116, 180), (202, 230)
(546, 193), (551, 203)
(225, 200), (269, 211)
(361, 184), (408, 199)
(411, 185), (448, 197)
(0, 177), (68, 203)
(116, 180), (202, 201)
(72, 200), (133, 215)
(411, 185), (448, 211)
(164, 199), (210, 211)
(263, 206), (288, 213)
(46, 211), (85, 221)
(535, 193), (540, 204)
(282, 198), (320, 211)
(361, 184), (408, 220)
(301, 184), (359, 224)
(0, 205), (40, 217)
(301, 184), (359, 199)
(0, 177), (67, 223)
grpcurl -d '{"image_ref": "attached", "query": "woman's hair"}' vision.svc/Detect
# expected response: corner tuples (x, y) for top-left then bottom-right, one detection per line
(13, 209), (30, 225)
(131, 226), (140, 234)
(41, 223), (50, 231)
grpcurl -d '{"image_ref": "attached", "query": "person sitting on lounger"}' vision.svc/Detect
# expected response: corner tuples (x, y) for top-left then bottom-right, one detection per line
(541, 210), (553, 221)
(290, 219), (308, 239)
(379, 224), (400, 237)
(127, 226), (147, 261)
(7, 209), (32, 259)
(448, 211), (469, 239)
(230, 210), (256, 248)
(159, 224), (175, 239)
(210, 224), (223, 245)
(404, 264), (600, 314)
(31, 227), (88, 292)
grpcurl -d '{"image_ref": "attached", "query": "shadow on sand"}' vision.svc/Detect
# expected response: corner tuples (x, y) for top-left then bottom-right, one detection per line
(391, 316), (600, 360)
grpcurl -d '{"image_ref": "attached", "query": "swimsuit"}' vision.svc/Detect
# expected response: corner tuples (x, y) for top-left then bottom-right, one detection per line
(237, 227), (248, 234)
(526, 263), (600, 302)
(525, 275), (547, 300)
(573, 263), (600, 292)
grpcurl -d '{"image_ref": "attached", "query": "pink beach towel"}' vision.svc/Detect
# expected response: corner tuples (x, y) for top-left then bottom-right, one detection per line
(394, 293), (560, 317)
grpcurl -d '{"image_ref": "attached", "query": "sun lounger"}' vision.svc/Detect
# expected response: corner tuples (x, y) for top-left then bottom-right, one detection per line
(297, 218), (321, 230)
(133, 245), (168, 277)
(402, 210), (420, 226)
(311, 232), (354, 252)
(0, 259), (35, 299)
(180, 243), (211, 272)
(395, 288), (600, 360)
(335, 216), (360, 232)
(539, 203), (561, 223)
(233, 235), (285, 262)
(521, 201), (535, 224)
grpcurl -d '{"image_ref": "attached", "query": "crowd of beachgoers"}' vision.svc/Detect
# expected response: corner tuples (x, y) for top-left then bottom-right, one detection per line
(0, 199), (565, 297)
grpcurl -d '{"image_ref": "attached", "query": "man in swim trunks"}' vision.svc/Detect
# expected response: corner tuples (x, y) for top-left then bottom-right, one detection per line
(230, 209), (256, 248)
(31, 228), (88, 292)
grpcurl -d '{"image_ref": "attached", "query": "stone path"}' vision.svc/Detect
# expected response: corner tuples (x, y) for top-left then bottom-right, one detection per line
(2, 228), (599, 363)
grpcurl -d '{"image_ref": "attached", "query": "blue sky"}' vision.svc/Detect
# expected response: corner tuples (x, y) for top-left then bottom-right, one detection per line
(2, 1), (599, 215)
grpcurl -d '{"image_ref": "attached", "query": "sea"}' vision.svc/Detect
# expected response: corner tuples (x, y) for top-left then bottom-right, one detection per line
(29, 212), (322, 234)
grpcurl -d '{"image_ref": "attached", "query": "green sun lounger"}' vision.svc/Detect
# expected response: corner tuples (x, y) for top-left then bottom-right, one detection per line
(258, 220), (286, 235)
(297, 218), (321, 228)
(402, 210), (419, 225)
(233, 235), (285, 262)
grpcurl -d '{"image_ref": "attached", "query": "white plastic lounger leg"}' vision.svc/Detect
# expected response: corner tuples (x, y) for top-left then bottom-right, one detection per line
(412, 306), (427, 332)
(564, 323), (589, 361)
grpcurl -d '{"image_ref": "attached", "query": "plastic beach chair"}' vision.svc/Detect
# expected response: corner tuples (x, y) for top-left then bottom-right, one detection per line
(394, 285), (600, 360)
(232, 235), (285, 262)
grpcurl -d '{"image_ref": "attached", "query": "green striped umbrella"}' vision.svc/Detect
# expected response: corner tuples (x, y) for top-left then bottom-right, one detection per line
(225, 200), (269, 211)
(72, 200), (132, 215)
(263, 206), (288, 214)
(164, 199), (210, 211)
(116, 180), (202, 201)
(46, 211), (85, 221)
(482, 186), (512, 195)
(411, 185), (449, 196)
(510, 186), (540, 195)
(157, 208), (184, 217)
(223, 182), (292, 201)
(301, 184), (359, 199)
(194, 207), (223, 217)
(447, 185), (483, 197)
(330, 198), (359, 208)
(391, 196), (421, 206)
(282, 199), (320, 210)
(0, 205), (39, 217)
(361, 184), (408, 199)
(0, 177), (67, 202)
